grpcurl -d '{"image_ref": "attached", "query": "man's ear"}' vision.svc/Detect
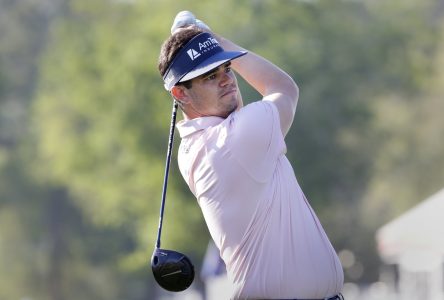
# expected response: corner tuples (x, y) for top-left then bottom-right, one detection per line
(171, 85), (190, 104)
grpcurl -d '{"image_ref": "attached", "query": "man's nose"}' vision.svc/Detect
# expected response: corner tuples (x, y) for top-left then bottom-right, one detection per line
(220, 71), (234, 86)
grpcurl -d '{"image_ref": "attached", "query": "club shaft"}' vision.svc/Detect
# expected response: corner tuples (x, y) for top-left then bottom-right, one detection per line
(156, 101), (179, 249)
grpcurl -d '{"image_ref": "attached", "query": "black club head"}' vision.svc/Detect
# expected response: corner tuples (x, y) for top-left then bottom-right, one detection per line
(151, 248), (195, 292)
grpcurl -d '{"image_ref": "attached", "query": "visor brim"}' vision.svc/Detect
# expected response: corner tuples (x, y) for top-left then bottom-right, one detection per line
(179, 50), (247, 83)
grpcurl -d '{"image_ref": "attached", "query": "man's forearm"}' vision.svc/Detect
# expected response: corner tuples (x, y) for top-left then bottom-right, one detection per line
(215, 34), (298, 99)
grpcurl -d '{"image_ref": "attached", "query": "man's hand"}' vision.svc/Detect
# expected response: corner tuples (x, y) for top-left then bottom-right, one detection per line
(171, 11), (211, 35)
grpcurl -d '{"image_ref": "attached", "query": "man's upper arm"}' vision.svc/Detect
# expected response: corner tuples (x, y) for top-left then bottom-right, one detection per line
(263, 89), (299, 137)
(227, 102), (286, 182)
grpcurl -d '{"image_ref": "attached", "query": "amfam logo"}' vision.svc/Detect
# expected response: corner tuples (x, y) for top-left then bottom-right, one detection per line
(187, 48), (201, 61)
(199, 37), (219, 53)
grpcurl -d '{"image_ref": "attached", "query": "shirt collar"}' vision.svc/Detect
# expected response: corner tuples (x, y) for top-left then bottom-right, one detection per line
(176, 116), (225, 138)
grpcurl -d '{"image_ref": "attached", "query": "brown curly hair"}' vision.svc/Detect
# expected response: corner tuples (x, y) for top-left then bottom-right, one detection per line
(158, 27), (204, 88)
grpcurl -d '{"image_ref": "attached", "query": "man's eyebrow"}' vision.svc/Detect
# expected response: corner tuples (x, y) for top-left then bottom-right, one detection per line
(200, 61), (232, 78)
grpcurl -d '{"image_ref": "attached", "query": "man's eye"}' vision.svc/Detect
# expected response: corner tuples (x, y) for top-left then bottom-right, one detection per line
(207, 74), (217, 80)
(225, 67), (232, 73)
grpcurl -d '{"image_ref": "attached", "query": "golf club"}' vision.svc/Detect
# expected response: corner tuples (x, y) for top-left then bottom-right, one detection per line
(151, 100), (195, 292)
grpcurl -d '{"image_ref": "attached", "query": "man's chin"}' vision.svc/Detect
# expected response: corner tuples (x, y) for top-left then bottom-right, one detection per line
(219, 96), (241, 117)
(221, 104), (237, 118)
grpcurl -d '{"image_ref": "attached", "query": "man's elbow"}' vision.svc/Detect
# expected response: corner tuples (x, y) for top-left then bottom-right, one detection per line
(289, 75), (299, 96)
(286, 78), (299, 112)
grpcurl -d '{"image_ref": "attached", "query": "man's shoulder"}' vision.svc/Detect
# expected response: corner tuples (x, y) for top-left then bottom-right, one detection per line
(229, 100), (279, 130)
(237, 100), (277, 114)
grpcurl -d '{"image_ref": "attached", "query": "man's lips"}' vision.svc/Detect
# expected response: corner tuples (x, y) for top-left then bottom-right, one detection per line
(221, 89), (237, 97)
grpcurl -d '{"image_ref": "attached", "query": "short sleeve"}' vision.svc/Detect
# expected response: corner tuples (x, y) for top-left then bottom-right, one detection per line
(226, 101), (287, 182)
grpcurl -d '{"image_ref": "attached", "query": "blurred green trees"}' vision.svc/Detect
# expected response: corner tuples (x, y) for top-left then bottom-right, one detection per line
(1, 0), (444, 298)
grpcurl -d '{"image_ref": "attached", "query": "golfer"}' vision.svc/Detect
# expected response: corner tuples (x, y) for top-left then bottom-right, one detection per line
(158, 11), (344, 300)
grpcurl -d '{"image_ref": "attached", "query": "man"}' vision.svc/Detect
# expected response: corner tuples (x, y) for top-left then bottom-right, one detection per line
(158, 11), (344, 300)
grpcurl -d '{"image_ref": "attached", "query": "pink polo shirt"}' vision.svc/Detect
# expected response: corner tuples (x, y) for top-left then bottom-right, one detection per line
(176, 101), (343, 299)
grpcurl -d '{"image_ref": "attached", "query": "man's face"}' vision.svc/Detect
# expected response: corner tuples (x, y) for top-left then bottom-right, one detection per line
(184, 62), (242, 118)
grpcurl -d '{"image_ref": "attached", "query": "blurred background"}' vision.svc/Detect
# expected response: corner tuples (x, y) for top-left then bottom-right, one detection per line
(1, 0), (443, 299)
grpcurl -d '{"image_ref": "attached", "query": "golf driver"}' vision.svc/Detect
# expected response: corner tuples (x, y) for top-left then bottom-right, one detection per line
(151, 100), (195, 292)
